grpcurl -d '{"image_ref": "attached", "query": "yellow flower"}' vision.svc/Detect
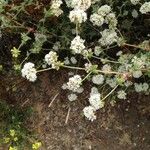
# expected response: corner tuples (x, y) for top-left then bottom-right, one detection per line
(13, 137), (18, 141)
(11, 47), (20, 58)
(4, 137), (10, 143)
(10, 129), (15, 137)
(9, 146), (17, 150)
(32, 142), (42, 150)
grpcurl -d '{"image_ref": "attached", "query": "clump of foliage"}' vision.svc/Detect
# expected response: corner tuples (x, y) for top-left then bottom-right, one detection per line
(0, 101), (41, 150)
(0, 0), (150, 121)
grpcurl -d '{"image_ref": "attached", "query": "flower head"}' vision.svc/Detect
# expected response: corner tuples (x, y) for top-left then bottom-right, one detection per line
(90, 13), (104, 26)
(98, 5), (111, 16)
(69, 8), (87, 24)
(117, 90), (127, 100)
(70, 36), (85, 54)
(66, 75), (82, 92)
(140, 2), (150, 14)
(21, 62), (37, 82)
(83, 106), (96, 121)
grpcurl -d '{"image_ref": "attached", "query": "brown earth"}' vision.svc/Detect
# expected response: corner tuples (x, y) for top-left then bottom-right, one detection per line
(0, 70), (150, 150)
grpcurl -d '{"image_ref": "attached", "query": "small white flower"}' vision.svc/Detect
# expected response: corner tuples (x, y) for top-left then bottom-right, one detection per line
(94, 46), (102, 56)
(69, 9), (87, 24)
(62, 83), (68, 90)
(116, 51), (123, 56)
(45, 51), (62, 70)
(106, 77), (117, 88)
(76, 87), (84, 93)
(142, 83), (149, 92)
(132, 70), (142, 78)
(53, 42), (61, 51)
(66, 75), (82, 92)
(85, 63), (92, 73)
(68, 71), (74, 76)
(83, 106), (96, 121)
(21, 62), (37, 82)
(134, 83), (149, 92)
(105, 13), (118, 29)
(45, 51), (58, 66)
(50, 0), (63, 16)
(124, 81), (133, 87)
(51, 8), (63, 17)
(70, 36), (85, 54)
(102, 64), (111, 72)
(64, 57), (70, 65)
(131, 56), (145, 69)
(91, 87), (99, 94)
(134, 83), (143, 92)
(70, 57), (77, 64)
(68, 93), (78, 101)
(99, 29), (118, 47)
(98, 5), (111, 17)
(92, 74), (104, 85)
(143, 83), (149, 92)
(89, 93), (104, 110)
(71, 0), (91, 10)
(117, 90), (127, 100)
(82, 48), (92, 58)
(140, 2), (150, 14)
(90, 13), (104, 26)
(51, 0), (62, 9)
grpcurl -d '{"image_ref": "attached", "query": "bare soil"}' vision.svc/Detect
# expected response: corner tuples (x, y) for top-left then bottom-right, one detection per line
(0, 70), (150, 150)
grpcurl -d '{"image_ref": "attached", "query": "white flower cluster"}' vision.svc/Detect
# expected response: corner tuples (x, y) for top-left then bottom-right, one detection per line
(83, 87), (104, 121)
(105, 13), (118, 29)
(131, 56), (146, 69)
(64, 56), (77, 65)
(130, 55), (146, 78)
(117, 90), (127, 100)
(68, 0), (91, 24)
(140, 2), (150, 14)
(82, 48), (93, 58)
(68, 93), (78, 101)
(99, 29), (118, 47)
(50, 0), (63, 17)
(66, 75), (82, 92)
(106, 77), (117, 88)
(70, 35), (85, 54)
(53, 42), (61, 51)
(45, 51), (61, 70)
(92, 74), (104, 85)
(134, 83), (149, 93)
(89, 89), (104, 110)
(69, 9), (87, 24)
(90, 13), (104, 26)
(83, 106), (96, 121)
(85, 63), (93, 73)
(90, 5), (117, 29)
(21, 62), (37, 82)
(132, 70), (142, 78)
(98, 5), (111, 16)
(102, 64), (111, 72)
(94, 46), (102, 56)
(66, 0), (91, 10)
(130, 0), (140, 5)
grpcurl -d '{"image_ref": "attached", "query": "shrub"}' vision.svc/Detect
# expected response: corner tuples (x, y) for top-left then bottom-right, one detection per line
(0, 0), (150, 121)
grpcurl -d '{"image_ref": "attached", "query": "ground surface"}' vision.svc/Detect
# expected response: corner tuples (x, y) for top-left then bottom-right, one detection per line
(0, 70), (150, 150)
